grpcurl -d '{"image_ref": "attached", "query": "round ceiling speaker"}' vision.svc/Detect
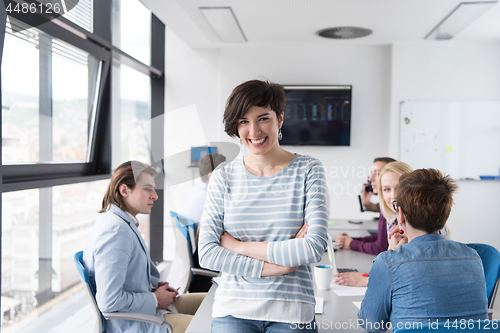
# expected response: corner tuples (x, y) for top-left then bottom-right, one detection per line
(317, 27), (373, 39)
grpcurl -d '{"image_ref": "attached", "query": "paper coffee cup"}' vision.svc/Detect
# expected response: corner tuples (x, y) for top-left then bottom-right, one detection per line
(314, 265), (333, 290)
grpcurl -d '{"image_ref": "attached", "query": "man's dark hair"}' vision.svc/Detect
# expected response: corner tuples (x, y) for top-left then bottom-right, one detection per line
(396, 168), (458, 233)
(199, 153), (226, 182)
(373, 157), (397, 164)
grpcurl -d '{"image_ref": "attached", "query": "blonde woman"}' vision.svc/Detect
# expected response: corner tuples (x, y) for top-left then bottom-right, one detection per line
(334, 162), (412, 287)
(378, 162), (414, 237)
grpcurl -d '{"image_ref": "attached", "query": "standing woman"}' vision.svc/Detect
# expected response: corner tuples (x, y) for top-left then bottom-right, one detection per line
(198, 80), (329, 333)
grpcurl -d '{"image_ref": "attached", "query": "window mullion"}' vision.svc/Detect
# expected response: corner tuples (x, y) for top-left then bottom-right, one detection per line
(39, 33), (53, 162)
(38, 37), (56, 306)
(37, 187), (53, 306)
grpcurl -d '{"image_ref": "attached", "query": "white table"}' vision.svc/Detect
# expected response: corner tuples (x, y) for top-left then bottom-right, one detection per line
(328, 218), (380, 232)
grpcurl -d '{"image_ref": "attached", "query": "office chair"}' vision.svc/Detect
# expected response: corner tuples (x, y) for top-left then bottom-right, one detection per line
(467, 243), (500, 320)
(73, 251), (173, 333)
(167, 211), (218, 294)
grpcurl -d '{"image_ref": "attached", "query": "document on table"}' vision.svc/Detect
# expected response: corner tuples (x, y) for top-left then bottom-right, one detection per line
(330, 283), (367, 296)
(353, 301), (362, 309)
(315, 297), (324, 314)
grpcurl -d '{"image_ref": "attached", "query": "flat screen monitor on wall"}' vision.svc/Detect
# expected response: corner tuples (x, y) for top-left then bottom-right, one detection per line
(281, 85), (352, 146)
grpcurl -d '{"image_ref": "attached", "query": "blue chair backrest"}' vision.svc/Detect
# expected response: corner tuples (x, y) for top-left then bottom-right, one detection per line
(467, 243), (500, 305)
(74, 251), (106, 332)
(170, 211), (197, 255)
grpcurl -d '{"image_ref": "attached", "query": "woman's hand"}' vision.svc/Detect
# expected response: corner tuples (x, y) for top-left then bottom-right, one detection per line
(220, 231), (269, 261)
(295, 222), (308, 239)
(336, 232), (352, 249)
(220, 231), (242, 254)
(388, 225), (408, 250)
(261, 262), (298, 277)
(333, 272), (369, 287)
(220, 223), (309, 261)
(388, 225), (401, 240)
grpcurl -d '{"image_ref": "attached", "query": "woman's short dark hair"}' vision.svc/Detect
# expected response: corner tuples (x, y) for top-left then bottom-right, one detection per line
(100, 161), (158, 213)
(396, 168), (458, 233)
(223, 79), (286, 138)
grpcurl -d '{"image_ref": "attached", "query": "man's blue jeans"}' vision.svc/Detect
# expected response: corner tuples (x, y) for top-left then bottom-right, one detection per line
(211, 315), (318, 333)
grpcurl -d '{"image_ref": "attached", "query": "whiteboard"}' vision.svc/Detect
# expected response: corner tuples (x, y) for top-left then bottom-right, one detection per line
(399, 101), (500, 180)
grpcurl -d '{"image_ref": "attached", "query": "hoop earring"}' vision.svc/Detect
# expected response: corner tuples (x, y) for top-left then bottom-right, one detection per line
(278, 128), (283, 141)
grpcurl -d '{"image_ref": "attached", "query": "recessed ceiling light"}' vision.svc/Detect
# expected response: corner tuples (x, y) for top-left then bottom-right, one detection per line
(200, 7), (247, 43)
(425, 1), (497, 40)
(316, 27), (373, 39)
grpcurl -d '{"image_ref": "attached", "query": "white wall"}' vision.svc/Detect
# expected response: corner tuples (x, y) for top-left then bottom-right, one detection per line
(164, 35), (500, 251)
(390, 41), (500, 250)
(163, 27), (221, 259)
(217, 45), (393, 221)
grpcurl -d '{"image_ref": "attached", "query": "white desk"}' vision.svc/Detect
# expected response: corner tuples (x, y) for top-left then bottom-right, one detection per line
(185, 248), (376, 333)
(329, 218), (380, 232)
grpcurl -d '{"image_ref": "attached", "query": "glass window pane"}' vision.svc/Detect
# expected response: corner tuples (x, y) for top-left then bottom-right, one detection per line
(1, 180), (109, 330)
(112, 61), (152, 167)
(1, 189), (39, 302)
(58, 0), (94, 33)
(1, 21), (102, 164)
(112, 0), (151, 65)
(1, 28), (39, 164)
(52, 39), (95, 163)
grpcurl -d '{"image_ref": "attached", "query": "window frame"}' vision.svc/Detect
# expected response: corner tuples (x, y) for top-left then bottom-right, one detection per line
(0, 0), (166, 307)
(1, 9), (112, 190)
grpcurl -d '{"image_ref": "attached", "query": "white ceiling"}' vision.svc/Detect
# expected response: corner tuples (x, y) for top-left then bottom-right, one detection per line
(143, 0), (500, 48)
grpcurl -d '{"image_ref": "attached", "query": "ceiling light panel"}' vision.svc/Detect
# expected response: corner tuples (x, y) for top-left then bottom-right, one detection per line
(426, 1), (497, 40)
(200, 7), (247, 43)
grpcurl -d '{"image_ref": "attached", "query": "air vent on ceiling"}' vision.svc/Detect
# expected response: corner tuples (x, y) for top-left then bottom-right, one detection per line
(317, 27), (372, 39)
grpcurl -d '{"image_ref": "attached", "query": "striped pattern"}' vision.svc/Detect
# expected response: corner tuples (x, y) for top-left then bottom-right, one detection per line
(199, 154), (328, 305)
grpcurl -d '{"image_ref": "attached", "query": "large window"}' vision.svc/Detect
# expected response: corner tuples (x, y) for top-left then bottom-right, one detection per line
(112, 0), (151, 65)
(2, 21), (102, 164)
(0, 0), (165, 329)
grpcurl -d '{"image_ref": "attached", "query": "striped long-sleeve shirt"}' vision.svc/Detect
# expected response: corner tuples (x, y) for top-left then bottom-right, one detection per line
(198, 154), (329, 323)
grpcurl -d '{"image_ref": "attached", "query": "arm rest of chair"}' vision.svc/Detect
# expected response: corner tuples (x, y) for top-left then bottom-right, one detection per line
(103, 312), (173, 331)
(191, 268), (219, 278)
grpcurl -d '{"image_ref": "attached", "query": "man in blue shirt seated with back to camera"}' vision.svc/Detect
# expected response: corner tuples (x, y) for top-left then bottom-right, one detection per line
(358, 168), (488, 333)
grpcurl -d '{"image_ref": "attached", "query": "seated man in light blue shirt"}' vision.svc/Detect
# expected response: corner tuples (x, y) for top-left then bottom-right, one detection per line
(84, 161), (205, 333)
(181, 153), (226, 293)
(358, 168), (488, 333)
(181, 152), (226, 229)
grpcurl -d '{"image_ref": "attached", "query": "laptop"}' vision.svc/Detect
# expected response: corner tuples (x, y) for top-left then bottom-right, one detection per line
(327, 234), (358, 274)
